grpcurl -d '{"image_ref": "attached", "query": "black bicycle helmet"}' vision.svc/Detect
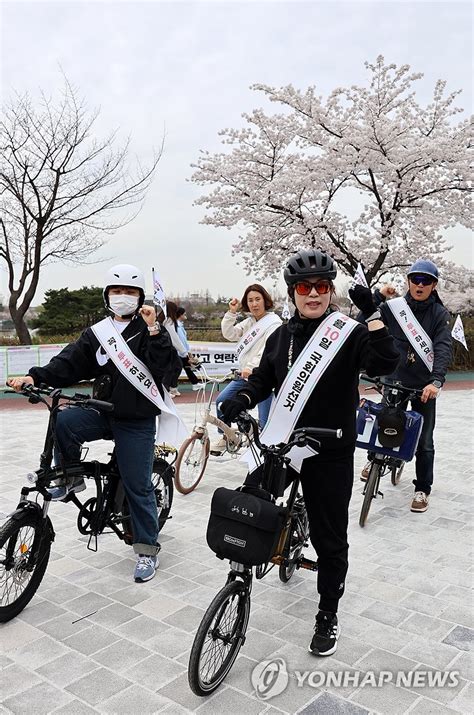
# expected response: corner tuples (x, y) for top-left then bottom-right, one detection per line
(283, 249), (337, 285)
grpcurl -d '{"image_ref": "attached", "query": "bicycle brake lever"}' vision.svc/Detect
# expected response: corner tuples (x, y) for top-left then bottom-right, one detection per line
(306, 437), (321, 451)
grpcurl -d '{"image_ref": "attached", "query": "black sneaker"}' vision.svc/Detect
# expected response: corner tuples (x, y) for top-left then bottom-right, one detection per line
(308, 611), (340, 656)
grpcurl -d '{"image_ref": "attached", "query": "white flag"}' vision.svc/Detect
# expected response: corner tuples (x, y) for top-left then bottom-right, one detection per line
(281, 298), (291, 321)
(353, 262), (369, 288)
(152, 267), (167, 318)
(451, 314), (468, 351)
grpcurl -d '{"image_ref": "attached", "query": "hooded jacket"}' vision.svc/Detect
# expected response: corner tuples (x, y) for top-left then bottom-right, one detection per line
(375, 290), (452, 388)
(239, 310), (399, 456)
(28, 316), (172, 420)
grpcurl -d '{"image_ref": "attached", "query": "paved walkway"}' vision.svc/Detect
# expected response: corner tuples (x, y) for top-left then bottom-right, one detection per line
(0, 390), (473, 714)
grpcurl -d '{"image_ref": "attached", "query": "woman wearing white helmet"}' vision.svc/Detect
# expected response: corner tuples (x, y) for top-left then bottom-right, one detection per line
(7, 263), (173, 583)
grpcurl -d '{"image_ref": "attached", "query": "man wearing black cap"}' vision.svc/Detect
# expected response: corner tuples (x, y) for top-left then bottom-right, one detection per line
(353, 259), (452, 513)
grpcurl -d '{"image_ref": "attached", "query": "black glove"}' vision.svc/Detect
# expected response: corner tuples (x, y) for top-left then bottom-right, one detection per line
(221, 394), (251, 423)
(349, 285), (377, 319)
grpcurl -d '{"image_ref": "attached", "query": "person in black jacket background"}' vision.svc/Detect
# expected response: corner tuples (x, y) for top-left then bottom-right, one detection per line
(7, 264), (172, 583)
(357, 259), (452, 513)
(220, 249), (399, 658)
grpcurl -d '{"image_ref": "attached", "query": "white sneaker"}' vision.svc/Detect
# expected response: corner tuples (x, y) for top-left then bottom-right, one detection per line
(192, 384), (202, 391)
(210, 437), (227, 455)
(170, 388), (181, 397)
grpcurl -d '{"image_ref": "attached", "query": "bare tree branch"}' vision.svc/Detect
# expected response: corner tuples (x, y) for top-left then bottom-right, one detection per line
(0, 78), (162, 342)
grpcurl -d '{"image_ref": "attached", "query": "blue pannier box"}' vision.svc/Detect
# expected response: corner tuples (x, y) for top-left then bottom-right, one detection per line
(356, 399), (424, 462)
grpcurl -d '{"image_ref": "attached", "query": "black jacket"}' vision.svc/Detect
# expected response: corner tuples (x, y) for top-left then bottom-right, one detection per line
(240, 311), (399, 456)
(29, 316), (172, 420)
(374, 290), (452, 388)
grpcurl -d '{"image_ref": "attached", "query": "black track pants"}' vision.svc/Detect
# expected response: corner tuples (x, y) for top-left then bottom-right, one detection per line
(299, 453), (354, 613)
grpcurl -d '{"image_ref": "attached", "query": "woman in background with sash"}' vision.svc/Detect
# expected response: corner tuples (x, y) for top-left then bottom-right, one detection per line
(211, 284), (282, 454)
(220, 249), (399, 658)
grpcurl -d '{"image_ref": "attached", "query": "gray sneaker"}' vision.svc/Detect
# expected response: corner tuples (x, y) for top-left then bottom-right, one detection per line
(48, 478), (86, 501)
(134, 554), (158, 582)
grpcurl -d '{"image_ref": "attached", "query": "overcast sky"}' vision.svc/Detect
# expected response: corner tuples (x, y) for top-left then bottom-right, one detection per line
(1, 0), (472, 304)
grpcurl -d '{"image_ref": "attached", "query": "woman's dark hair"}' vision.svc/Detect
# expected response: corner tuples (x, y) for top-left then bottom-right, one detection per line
(166, 301), (179, 327)
(176, 306), (186, 319)
(241, 284), (274, 312)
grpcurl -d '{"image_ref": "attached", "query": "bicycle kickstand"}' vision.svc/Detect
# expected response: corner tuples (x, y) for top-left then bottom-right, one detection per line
(87, 533), (98, 552)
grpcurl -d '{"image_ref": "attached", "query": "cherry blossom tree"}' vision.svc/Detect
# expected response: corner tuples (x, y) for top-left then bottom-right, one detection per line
(192, 57), (472, 287)
(1, 79), (162, 343)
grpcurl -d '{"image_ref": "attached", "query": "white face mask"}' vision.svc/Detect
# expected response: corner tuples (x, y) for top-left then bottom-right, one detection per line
(109, 294), (139, 317)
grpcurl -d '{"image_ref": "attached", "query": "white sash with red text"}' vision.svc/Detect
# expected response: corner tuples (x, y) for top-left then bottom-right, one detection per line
(386, 297), (434, 372)
(91, 318), (188, 445)
(241, 312), (359, 472)
(235, 312), (281, 362)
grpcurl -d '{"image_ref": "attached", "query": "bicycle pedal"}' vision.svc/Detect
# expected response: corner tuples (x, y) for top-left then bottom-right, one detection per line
(298, 557), (318, 571)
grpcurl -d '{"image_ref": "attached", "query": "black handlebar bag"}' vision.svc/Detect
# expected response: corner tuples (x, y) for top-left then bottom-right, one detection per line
(206, 487), (287, 566)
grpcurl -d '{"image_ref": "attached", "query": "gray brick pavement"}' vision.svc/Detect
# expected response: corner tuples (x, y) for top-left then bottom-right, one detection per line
(0, 390), (473, 714)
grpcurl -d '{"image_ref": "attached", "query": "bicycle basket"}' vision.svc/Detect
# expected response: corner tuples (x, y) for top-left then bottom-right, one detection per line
(356, 399), (424, 462)
(206, 487), (287, 566)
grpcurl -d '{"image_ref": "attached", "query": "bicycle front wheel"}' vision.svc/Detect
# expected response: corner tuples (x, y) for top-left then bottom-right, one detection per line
(0, 512), (51, 622)
(359, 462), (382, 528)
(188, 580), (250, 696)
(175, 432), (210, 495)
(153, 458), (174, 530)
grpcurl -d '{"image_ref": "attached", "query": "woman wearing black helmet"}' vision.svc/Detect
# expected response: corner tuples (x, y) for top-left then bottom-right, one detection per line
(221, 249), (399, 657)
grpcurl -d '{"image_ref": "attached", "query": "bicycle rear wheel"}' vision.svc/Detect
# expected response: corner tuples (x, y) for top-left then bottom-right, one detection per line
(0, 512), (52, 622)
(152, 458), (174, 530)
(359, 463), (382, 528)
(188, 579), (250, 696)
(175, 432), (210, 495)
(279, 498), (309, 583)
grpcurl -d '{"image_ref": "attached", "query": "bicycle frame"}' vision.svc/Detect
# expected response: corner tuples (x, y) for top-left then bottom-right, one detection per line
(224, 414), (339, 577)
(192, 363), (247, 451)
(187, 413), (341, 696)
(5, 386), (132, 550)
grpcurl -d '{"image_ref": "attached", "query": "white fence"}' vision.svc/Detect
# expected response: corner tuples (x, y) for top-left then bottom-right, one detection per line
(0, 342), (238, 387)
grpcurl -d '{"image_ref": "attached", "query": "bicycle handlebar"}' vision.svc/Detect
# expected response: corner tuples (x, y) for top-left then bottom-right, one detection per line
(7, 384), (114, 412)
(360, 374), (424, 397)
(192, 362), (240, 385)
(236, 412), (342, 457)
(86, 398), (114, 413)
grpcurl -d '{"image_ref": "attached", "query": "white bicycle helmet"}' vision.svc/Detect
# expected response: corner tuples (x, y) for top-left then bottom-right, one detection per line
(103, 264), (146, 310)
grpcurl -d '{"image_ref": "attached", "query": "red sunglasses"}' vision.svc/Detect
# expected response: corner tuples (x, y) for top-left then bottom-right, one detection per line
(294, 280), (332, 296)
